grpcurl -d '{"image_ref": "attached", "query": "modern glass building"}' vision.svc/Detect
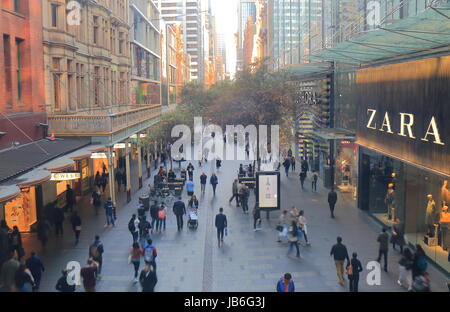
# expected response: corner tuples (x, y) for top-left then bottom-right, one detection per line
(237, 0), (257, 71)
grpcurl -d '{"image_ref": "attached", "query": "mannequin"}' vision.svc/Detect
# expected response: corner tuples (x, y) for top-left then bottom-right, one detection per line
(385, 183), (395, 220)
(439, 203), (450, 251)
(425, 194), (437, 237)
(442, 180), (450, 205)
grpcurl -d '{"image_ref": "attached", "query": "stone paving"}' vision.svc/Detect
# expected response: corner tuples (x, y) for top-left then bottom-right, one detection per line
(18, 153), (449, 292)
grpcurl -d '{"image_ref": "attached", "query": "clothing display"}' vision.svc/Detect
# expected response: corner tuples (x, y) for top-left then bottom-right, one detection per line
(425, 197), (438, 236)
(440, 207), (450, 251)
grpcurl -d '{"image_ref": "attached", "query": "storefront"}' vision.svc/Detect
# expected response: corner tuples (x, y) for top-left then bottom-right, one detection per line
(356, 56), (450, 274)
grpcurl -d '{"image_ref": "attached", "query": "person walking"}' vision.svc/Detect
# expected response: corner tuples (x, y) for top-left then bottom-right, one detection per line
(239, 184), (250, 214)
(0, 252), (19, 292)
(311, 171), (318, 191)
(277, 210), (289, 243)
(104, 197), (115, 227)
(301, 159), (309, 177)
(94, 171), (102, 191)
(286, 221), (300, 258)
(173, 197), (186, 231)
(289, 206), (299, 224)
(330, 236), (350, 286)
(128, 214), (140, 243)
(70, 211), (82, 245)
(9, 226), (24, 260)
(229, 179), (240, 207)
(143, 238), (158, 270)
(276, 273), (295, 292)
(129, 242), (143, 283)
(187, 162), (194, 181)
(65, 185), (75, 213)
(216, 158), (222, 171)
(80, 258), (99, 292)
(283, 158), (290, 177)
(25, 252), (45, 291)
(36, 219), (51, 249)
(412, 244), (428, 280)
(398, 248), (414, 291)
(139, 263), (158, 292)
(188, 195), (199, 211)
(391, 217), (405, 253)
(14, 264), (35, 292)
(298, 210), (310, 246)
(53, 207), (65, 237)
(200, 172), (207, 194)
(55, 269), (76, 292)
(290, 156), (296, 172)
(157, 204), (167, 233)
(252, 206), (262, 231)
(299, 171), (306, 190)
(138, 216), (151, 248)
(100, 171), (108, 194)
(91, 188), (102, 216)
(149, 202), (159, 234)
(89, 235), (104, 278)
(347, 252), (363, 292)
(115, 169), (123, 192)
(376, 228), (389, 272)
(215, 207), (227, 247)
(186, 179), (195, 197)
(328, 187), (338, 218)
(287, 148), (293, 158)
(210, 173), (218, 196)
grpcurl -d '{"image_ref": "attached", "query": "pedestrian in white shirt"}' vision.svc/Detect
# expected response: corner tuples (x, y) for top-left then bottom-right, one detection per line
(277, 210), (289, 243)
(298, 210), (311, 246)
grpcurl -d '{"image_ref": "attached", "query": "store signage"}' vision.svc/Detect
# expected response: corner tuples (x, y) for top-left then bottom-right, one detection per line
(51, 172), (81, 181)
(365, 109), (445, 146)
(255, 171), (280, 211)
(113, 143), (131, 149)
(90, 152), (115, 159)
(130, 134), (147, 139)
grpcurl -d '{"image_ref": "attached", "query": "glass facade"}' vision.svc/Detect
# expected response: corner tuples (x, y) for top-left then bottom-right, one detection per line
(359, 147), (450, 274)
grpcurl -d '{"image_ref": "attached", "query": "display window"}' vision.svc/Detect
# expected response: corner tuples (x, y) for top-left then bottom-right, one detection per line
(4, 187), (37, 232)
(335, 141), (357, 195)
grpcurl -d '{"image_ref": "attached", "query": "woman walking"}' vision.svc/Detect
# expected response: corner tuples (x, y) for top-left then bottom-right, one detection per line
(398, 248), (413, 290)
(347, 252), (363, 292)
(210, 173), (218, 196)
(188, 195), (199, 211)
(298, 210), (311, 246)
(156, 204), (167, 233)
(10, 226), (23, 261)
(287, 221), (300, 258)
(129, 242), (144, 283)
(70, 211), (82, 245)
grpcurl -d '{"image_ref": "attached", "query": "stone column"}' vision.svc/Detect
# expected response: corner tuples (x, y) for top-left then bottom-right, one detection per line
(146, 147), (151, 178)
(107, 146), (116, 207)
(154, 141), (158, 169)
(137, 136), (143, 189)
(126, 138), (132, 203)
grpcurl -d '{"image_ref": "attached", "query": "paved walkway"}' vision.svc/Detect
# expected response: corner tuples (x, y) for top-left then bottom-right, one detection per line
(18, 155), (449, 292)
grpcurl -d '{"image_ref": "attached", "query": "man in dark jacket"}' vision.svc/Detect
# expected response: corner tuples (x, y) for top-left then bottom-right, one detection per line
(53, 206), (65, 236)
(200, 173), (207, 194)
(65, 185), (75, 212)
(172, 197), (186, 231)
(328, 187), (338, 218)
(239, 184), (250, 214)
(150, 202), (160, 232)
(330, 236), (350, 286)
(55, 269), (76, 292)
(215, 207), (227, 246)
(377, 228), (389, 272)
(301, 159), (309, 176)
(89, 235), (104, 277)
(25, 252), (45, 291)
(139, 263), (157, 292)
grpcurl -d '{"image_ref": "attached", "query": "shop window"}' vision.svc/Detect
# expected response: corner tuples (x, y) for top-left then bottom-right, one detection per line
(4, 187), (37, 232)
(15, 38), (23, 105)
(3, 35), (12, 108)
(93, 16), (99, 45)
(94, 66), (100, 106)
(53, 73), (61, 111)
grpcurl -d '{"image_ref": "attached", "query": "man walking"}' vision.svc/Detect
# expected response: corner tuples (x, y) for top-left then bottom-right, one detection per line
(276, 273), (295, 292)
(312, 171), (318, 191)
(215, 207), (227, 247)
(25, 252), (45, 291)
(210, 173), (218, 196)
(200, 172), (207, 194)
(239, 184), (250, 214)
(172, 197), (186, 231)
(65, 185), (75, 213)
(229, 179), (240, 207)
(80, 259), (99, 292)
(377, 228), (389, 272)
(186, 179), (195, 197)
(143, 238), (158, 269)
(89, 235), (104, 278)
(104, 197), (115, 227)
(139, 263), (158, 292)
(128, 214), (140, 243)
(283, 158), (290, 177)
(70, 211), (82, 245)
(53, 206), (65, 237)
(330, 236), (350, 286)
(299, 171), (306, 190)
(187, 162), (194, 181)
(149, 202), (159, 234)
(328, 187), (338, 218)
(301, 159), (309, 177)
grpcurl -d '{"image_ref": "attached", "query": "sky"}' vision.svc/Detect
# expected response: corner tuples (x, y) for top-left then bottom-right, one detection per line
(211, 0), (238, 77)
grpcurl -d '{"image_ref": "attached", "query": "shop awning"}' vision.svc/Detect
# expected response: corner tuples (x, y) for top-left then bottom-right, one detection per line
(0, 137), (90, 183)
(10, 169), (52, 188)
(66, 144), (106, 161)
(284, 62), (333, 78)
(39, 157), (74, 172)
(309, 2), (450, 66)
(0, 184), (20, 203)
(307, 128), (355, 141)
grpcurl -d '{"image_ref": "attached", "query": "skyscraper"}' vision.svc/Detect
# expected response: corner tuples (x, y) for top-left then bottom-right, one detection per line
(237, 0), (257, 71)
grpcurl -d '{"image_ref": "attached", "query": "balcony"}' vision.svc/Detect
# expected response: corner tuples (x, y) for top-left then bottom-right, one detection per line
(48, 105), (162, 137)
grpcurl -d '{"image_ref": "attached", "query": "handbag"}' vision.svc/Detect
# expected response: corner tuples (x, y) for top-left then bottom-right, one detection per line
(75, 226), (81, 231)
(127, 255), (132, 265)
(346, 265), (353, 276)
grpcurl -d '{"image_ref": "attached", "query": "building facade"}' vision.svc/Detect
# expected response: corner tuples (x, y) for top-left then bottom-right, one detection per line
(237, 0), (256, 72)
(174, 24), (191, 102)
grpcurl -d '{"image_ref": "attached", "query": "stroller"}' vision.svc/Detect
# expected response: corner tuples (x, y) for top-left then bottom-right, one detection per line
(188, 209), (198, 229)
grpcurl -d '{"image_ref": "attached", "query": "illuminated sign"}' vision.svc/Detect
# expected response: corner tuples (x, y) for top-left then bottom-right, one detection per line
(51, 172), (81, 181)
(91, 152), (115, 159)
(113, 143), (131, 149)
(365, 109), (445, 146)
(255, 171), (280, 211)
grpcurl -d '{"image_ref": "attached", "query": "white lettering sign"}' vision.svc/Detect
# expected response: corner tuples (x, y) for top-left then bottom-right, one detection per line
(51, 172), (81, 181)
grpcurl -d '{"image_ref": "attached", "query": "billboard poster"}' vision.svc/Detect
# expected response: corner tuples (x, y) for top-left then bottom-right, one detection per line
(256, 171), (280, 211)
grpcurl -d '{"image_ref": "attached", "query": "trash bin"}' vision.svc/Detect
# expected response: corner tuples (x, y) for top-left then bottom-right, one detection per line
(139, 194), (150, 211)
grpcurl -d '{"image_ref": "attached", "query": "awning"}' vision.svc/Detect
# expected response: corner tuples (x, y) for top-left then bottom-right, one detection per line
(66, 144), (106, 161)
(0, 184), (20, 203)
(307, 128), (355, 141)
(0, 137), (90, 183)
(309, 2), (450, 66)
(10, 169), (52, 188)
(284, 62), (333, 78)
(39, 157), (74, 172)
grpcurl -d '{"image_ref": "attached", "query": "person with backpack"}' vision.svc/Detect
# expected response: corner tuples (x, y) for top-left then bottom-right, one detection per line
(138, 216), (151, 248)
(70, 211), (82, 245)
(128, 214), (140, 243)
(200, 172), (207, 194)
(129, 242), (144, 283)
(376, 228), (389, 272)
(210, 173), (218, 196)
(55, 269), (76, 292)
(156, 204), (167, 233)
(346, 252), (363, 292)
(143, 239), (158, 269)
(412, 244), (428, 280)
(139, 263), (158, 292)
(398, 248), (414, 290)
(330, 236), (350, 286)
(89, 235), (104, 278)
(276, 273), (295, 292)
(286, 221), (301, 258)
(104, 197), (115, 227)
